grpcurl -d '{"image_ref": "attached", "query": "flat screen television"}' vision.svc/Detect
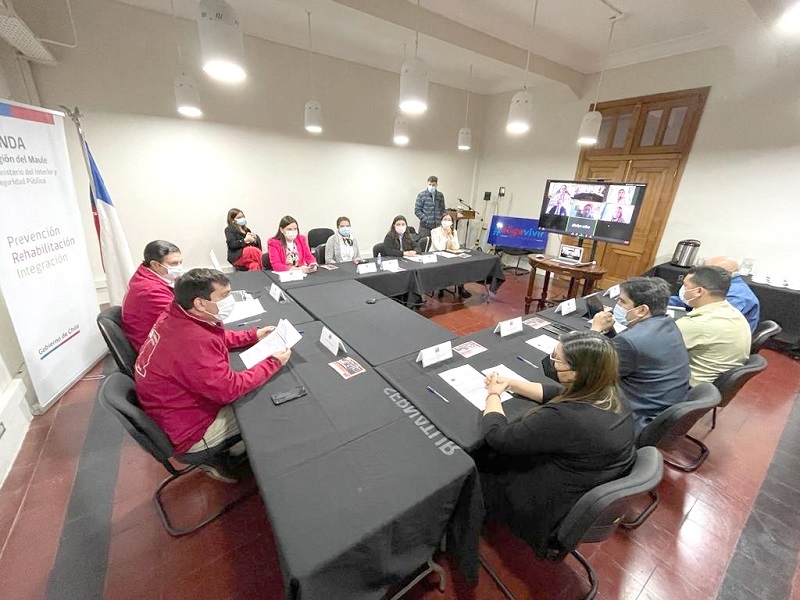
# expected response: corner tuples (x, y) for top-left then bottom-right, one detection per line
(538, 179), (647, 245)
(487, 215), (548, 251)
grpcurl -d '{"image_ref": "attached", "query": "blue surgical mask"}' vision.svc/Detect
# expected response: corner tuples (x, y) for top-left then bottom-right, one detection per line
(428, 185), (436, 193)
(235, 217), (247, 227)
(339, 226), (351, 237)
(613, 303), (632, 326)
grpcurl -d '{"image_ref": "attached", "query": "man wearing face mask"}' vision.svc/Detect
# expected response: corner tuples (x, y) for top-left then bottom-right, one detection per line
(589, 277), (690, 432)
(121, 240), (184, 351)
(674, 265), (751, 386)
(414, 175), (446, 240)
(134, 268), (291, 483)
(430, 213), (472, 298)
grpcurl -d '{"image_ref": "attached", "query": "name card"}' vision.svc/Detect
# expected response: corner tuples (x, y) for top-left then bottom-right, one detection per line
(554, 298), (577, 315)
(382, 259), (400, 272)
(277, 269), (305, 282)
(415, 341), (453, 368)
(604, 284), (621, 299)
(320, 326), (346, 356)
(420, 254), (438, 264)
(269, 283), (287, 303)
(494, 316), (523, 337)
(357, 262), (377, 274)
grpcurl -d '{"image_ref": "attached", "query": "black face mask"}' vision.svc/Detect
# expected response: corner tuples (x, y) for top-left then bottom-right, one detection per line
(541, 356), (559, 382)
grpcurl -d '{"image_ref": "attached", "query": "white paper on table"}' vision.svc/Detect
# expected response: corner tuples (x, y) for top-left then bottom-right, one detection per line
(239, 319), (302, 368)
(231, 290), (252, 302)
(357, 262), (377, 274)
(404, 256), (424, 262)
(481, 364), (530, 384)
(434, 251), (458, 258)
(222, 298), (265, 324)
(420, 254), (438, 264)
(612, 322), (627, 334)
(493, 316), (523, 337)
(269, 283), (287, 303)
(381, 259), (400, 272)
(526, 334), (559, 354)
(274, 270), (305, 282)
(439, 364), (512, 410)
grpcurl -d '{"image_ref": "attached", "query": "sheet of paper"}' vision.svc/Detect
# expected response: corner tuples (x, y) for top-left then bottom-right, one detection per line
(434, 251), (458, 258)
(222, 298), (265, 324)
(481, 364), (529, 384)
(404, 256), (424, 262)
(239, 319), (302, 369)
(438, 364), (511, 411)
(328, 357), (365, 379)
(526, 334), (559, 354)
(452, 340), (487, 358)
(523, 316), (549, 329)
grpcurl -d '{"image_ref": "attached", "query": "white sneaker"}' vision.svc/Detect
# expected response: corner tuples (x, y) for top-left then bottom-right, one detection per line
(197, 463), (238, 484)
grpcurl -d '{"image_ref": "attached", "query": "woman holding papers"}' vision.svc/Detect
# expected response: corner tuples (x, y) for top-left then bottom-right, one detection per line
(267, 215), (318, 272)
(225, 208), (264, 271)
(382, 215), (418, 257)
(325, 216), (361, 263)
(478, 331), (635, 558)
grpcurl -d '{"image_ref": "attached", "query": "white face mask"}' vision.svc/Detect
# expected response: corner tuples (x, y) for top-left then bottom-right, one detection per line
(284, 229), (298, 242)
(441, 220), (453, 229)
(164, 264), (183, 283)
(395, 225), (407, 235)
(428, 185), (437, 193)
(209, 294), (236, 322)
(235, 217), (247, 227)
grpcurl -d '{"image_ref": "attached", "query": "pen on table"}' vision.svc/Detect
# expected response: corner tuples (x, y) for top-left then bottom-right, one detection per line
(426, 385), (450, 403)
(236, 319), (261, 327)
(516, 355), (539, 369)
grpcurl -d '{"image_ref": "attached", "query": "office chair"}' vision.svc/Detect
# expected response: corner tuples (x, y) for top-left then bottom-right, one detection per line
(313, 243), (326, 265)
(307, 227), (334, 248)
(98, 373), (255, 537)
(417, 236), (431, 253)
(261, 252), (272, 271)
(711, 353), (768, 428)
(96, 306), (137, 379)
(751, 320), (782, 354)
(636, 383), (721, 472)
(372, 242), (386, 258)
(480, 446), (663, 600)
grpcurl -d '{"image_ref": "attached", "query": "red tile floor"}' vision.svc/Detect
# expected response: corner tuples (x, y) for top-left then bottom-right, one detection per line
(0, 271), (799, 599)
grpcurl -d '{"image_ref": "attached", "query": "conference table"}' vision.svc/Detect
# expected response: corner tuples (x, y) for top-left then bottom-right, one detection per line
(226, 271), (316, 327)
(231, 320), (482, 599)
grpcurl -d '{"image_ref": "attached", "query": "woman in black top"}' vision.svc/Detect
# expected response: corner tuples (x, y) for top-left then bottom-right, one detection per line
(480, 331), (635, 558)
(382, 215), (418, 258)
(225, 208), (263, 271)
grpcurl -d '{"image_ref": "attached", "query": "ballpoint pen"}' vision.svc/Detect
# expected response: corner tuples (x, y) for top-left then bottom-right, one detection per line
(237, 319), (261, 327)
(516, 355), (539, 369)
(426, 385), (450, 403)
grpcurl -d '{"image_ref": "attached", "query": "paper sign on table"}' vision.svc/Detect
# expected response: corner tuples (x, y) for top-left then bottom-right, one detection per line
(526, 334), (559, 355)
(357, 262), (377, 274)
(320, 326), (346, 356)
(231, 290), (251, 302)
(438, 364), (511, 410)
(415, 341), (453, 368)
(269, 283), (287, 303)
(523, 316), (549, 329)
(434, 251), (458, 259)
(382, 259), (401, 272)
(420, 254), (438, 264)
(319, 264), (338, 270)
(554, 298), (577, 315)
(452, 340), (487, 358)
(328, 357), (365, 379)
(604, 284), (621, 299)
(239, 319), (302, 368)
(494, 316), (523, 337)
(275, 269), (305, 282)
(223, 298), (265, 324)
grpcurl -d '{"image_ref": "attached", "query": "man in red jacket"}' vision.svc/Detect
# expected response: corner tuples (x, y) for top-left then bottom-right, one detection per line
(122, 240), (183, 350)
(135, 268), (291, 482)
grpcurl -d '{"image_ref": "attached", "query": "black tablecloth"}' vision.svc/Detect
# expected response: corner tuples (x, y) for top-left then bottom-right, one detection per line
(322, 300), (457, 367)
(336, 261), (418, 298)
(287, 280), (391, 319)
(232, 321), (481, 598)
(264, 265), (360, 289)
(409, 251), (505, 295)
(226, 271), (315, 328)
(377, 325), (559, 453)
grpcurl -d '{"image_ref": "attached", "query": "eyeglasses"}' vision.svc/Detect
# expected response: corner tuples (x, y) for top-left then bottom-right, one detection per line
(549, 351), (573, 371)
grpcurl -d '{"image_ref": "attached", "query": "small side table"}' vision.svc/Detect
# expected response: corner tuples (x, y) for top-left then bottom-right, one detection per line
(525, 255), (608, 313)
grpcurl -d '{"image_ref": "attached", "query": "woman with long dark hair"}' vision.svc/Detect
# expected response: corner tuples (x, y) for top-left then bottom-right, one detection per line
(479, 331), (635, 557)
(225, 208), (263, 271)
(382, 215), (417, 257)
(267, 215), (317, 272)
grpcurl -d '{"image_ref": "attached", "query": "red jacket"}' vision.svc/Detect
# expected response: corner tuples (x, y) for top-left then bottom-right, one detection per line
(121, 264), (174, 350)
(267, 235), (316, 271)
(134, 302), (282, 455)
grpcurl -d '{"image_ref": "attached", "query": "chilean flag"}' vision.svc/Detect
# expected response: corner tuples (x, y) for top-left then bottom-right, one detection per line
(86, 144), (135, 305)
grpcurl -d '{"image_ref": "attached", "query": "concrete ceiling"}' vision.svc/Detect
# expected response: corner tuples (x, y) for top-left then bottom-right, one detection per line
(39, 0), (800, 96)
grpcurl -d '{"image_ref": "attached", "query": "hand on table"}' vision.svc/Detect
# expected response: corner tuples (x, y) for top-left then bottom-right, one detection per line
(403, 250), (417, 256)
(301, 264), (318, 274)
(484, 371), (510, 396)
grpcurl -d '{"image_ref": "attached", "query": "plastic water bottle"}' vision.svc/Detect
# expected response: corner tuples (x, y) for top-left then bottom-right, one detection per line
(376, 252), (382, 270)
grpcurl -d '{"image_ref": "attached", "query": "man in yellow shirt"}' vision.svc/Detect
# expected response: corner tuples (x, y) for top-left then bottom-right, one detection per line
(675, 265), (751, 385)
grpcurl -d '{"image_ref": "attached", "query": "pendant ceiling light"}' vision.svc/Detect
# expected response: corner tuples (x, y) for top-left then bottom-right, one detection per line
(197, 0), (247, 83)
(398, 0), (428, 115)
(577, 12), (621, 145)
(393, 115), (410, 146)
(171, 1), (202, 118)
(506, 0), (538, 135)
(304, 11), (322, 134)
(458, 65), (473, 151)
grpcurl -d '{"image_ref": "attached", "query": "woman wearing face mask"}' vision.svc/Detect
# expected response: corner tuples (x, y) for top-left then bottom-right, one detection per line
(325, 216), (361, 263)
(429, 214), (472, 298)
(225, 208), (263, 271)
(122, 239), (183, 351)
(267, 215), (318, 272)
(383, 215), (418, 257)
(479, 331), (635, 558)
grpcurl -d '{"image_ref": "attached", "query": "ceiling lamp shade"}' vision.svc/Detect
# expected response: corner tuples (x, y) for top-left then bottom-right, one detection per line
(398, 57), (429, 115)
(304, 100), (323, 134)
(197, 0), (247, 83)
(393, 116), (410, 146)
(174, 72), (203, 118)
(506, 90), (532, 134)
(577, 110), (602, 145)
(458, 126), (472, 151)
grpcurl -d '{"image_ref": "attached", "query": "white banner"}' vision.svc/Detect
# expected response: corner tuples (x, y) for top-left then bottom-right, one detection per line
(0, 100), (106, 410)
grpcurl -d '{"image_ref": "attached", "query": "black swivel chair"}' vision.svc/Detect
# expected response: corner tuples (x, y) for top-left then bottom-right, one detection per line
(98, 373), (254, 537)
(261, 252), (272, 271)
(480, 446), (664, 600)
(313, 243), (326, 265)
(636, 383), (721, 472)
(372, 242), (386, 258)
(711, 354), (768, 428)
(307, 227), (334, 248)
(751, 320), (782, 354)
(96, 306), (137, 379)
(417, 236), (431, 253)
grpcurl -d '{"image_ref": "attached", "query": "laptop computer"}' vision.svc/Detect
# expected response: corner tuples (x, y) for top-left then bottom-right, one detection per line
(552, 244), (592, 266)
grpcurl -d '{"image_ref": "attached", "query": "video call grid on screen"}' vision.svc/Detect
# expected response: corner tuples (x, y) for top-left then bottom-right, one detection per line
(537, 179), (647, 245)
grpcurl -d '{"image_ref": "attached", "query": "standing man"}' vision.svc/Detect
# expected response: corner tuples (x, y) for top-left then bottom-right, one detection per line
(414, 175), (446, 240)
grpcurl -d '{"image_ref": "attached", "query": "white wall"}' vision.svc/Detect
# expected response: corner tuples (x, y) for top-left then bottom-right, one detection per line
(30, 0), (486, 276)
